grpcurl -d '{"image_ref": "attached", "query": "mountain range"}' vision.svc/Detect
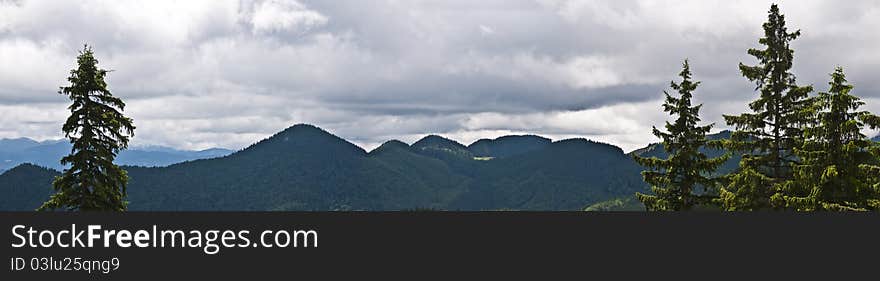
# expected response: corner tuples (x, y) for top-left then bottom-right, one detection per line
(0, 124), (667, 211)
(0, 138), (232, 173)
(14, 125), (869, 211)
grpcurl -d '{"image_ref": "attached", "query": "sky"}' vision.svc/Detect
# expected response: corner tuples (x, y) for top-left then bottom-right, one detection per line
(1, 0), (879, 152)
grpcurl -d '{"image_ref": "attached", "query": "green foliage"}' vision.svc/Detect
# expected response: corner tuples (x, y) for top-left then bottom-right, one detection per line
(718, 166), (774, 211)
(39, 45), (135, 211)
(776, 68), (880, 211)
(721, 4), (814, 210)
(630, 130), (741, 175)
(584, 196), (645, 211)
(633, 60), (728, 211)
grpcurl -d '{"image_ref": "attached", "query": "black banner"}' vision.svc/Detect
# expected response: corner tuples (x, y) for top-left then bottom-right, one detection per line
(1, 212), (877, 280)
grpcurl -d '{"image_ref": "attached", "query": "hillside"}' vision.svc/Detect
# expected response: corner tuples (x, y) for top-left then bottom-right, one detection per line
(0, 124), (647, 211)
(0, 164), (58, 210)
(452, 138), (646, 210)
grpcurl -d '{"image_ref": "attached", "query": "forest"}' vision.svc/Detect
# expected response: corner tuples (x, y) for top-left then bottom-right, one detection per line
(633, 4), (880, 211)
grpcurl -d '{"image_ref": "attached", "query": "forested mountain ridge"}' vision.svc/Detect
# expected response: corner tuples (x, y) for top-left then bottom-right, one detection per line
(0, 164), (58, 210)
(0, 124), (647, 211)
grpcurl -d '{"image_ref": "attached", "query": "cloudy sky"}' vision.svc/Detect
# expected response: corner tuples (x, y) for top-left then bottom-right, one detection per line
(1, 0), (879, 151)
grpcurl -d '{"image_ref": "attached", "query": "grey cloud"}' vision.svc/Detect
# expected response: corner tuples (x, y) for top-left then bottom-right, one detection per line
(1, 0), (880, 151)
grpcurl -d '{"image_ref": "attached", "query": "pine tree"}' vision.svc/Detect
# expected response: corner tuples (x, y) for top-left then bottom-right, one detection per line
(720, 4), (813, 210)
(634, 60), (729, 211)
(778, 68), (880, 211)
(39, 45), (135, 211)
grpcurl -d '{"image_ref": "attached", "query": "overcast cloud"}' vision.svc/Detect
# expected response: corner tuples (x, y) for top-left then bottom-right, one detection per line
(1, 0), (879, 151)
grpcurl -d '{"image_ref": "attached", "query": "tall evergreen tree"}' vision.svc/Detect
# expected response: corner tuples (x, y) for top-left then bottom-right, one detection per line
(720, 4), (813, 210)
(39, 45), (135, 211)
(778, 68), (880, 211)
(634, 60), (728, 211)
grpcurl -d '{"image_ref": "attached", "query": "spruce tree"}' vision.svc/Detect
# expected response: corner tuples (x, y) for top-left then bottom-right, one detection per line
(778, 68), (880, 211)
(634, 60), (729, 211)
(39, 45), (135, 211)
(720, 4), (813, 210)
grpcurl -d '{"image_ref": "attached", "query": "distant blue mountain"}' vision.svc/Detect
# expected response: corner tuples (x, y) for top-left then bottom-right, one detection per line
(0, 138), (233, 172)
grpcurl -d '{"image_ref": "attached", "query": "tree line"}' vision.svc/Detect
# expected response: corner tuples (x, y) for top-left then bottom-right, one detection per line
(635, 4), (880, 211)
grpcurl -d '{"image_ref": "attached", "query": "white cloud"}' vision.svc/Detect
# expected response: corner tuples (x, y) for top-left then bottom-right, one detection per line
(479, 25), (495, 36)
(537, 0), (766, 33)
(248, 0), (328, 35)
(444, 52), (645, 90)
(0, 103), (67, 141)
(460, 99), (668, 151)
(0, 38), (70, 102)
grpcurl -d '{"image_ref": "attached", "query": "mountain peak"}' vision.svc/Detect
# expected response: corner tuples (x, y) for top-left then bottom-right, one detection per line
(468, 135), (551, 158)
(552, 138), (625, 155)
(280, 123), (325, 134)
(271, 124), (342, 141)
(7, 162), (49, 171)
(238, 124), (366, 157)
(412, 135), (467, 150)
(709, 130), (733, 140)
(0, 137), (36, 142)
(379, 139), (411, 149)
(0, 138), (41, 152)
(369, 140), (411, 155)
